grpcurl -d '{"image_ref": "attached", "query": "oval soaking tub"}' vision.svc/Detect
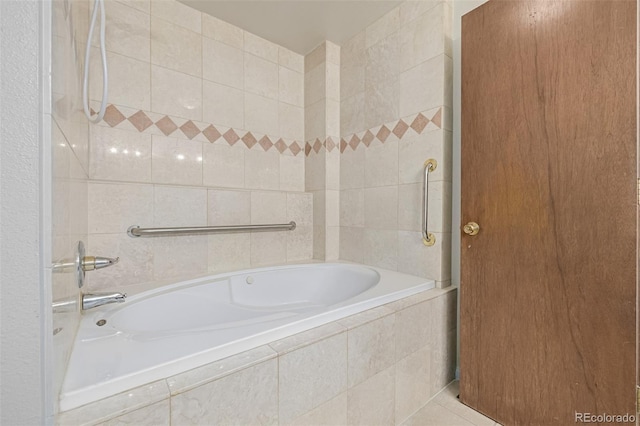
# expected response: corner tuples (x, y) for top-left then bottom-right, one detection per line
(60, 262), (434, 411)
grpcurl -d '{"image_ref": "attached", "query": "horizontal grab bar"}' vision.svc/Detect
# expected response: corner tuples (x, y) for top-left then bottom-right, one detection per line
(127, 221), (296, 238)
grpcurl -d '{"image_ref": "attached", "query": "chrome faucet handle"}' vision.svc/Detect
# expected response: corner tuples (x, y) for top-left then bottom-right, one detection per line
(82, 256), (119, 272)
(82, 292), (126, 310)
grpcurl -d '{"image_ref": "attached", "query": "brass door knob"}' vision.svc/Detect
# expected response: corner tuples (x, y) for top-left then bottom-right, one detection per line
(463, 222), (480, 236)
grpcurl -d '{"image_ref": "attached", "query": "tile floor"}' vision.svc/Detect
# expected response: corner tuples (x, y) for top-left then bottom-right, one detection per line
(403, 381), (501, 426)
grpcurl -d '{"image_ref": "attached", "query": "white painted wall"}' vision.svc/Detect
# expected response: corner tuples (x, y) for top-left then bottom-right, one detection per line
(0, 0), (53, 424)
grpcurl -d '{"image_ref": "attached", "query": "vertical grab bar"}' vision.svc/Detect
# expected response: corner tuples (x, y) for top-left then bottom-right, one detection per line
(422, 159), (437, 246)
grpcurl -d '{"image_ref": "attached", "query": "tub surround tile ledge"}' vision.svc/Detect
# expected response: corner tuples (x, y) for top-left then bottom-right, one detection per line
(269, 322), (346, 355)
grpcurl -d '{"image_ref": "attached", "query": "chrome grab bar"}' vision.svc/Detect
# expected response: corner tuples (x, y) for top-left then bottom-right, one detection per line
(127, 221), (297, 238)
(422, 159), (437, 246)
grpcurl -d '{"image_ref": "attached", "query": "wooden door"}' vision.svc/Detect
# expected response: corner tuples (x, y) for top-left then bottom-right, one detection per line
(460, 1), (637, 425)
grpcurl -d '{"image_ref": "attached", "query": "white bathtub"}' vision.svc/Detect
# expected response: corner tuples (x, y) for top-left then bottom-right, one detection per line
(60, 263), (434, 411)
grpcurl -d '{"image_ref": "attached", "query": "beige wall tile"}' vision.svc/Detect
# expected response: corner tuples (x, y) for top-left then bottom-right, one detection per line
(244, 31), (279, 63)
(364, 186), (398, 229)
(399, 4), (446, 72)
(304, 100), (326, 141)
(286, 192), (313, 226)
(151, 17), (202, 77)
(279, 47), (304, 73)
(399, 0), (442, 25)
(208, 233), (251, 273)
(202, 14), (243, 49)
(151, 135), (203, 185)
(101, 400), (170, 426)
(57, 380), (169, 426)
(394, 299), (433, 361)
(365, 7), (399, 48)
(326, 62), (340, 101)
(304, 61), (326, 107)
(152, 235), (208, 280)
(340, 145), (365, 190)
(326, 99), (340, 139)
(304, 42), (326, 73)
(395, 346), (431, 424)
(399, 54), (449, 117)
(208, 189), (250, 226)
(363, 228), (398, 270)
(325, 150), (341, 190)
(312, 190), (326, 226)
(305, 149), (326, 191)
(364, 139), (399, 187)
(90, 50), (150, 110)
(102, 1), (150, 61)
(153, 186), (207, 227)
(399, 130), (448, 184)
(279, 332), (347, 423)
(278, 102), (304, 141)
(151, 0), (201, 33)
(244, 148), (280, 190)
(325, 41), (341, 65)
(365, 32), (399, 91)
(279, 66), (304, 107)
(286, 393), (347, 426)
(286, 224), (313, 261)
(89, 126), (152, 182)
(347, 314), (396, 387)
(244, 93), (279, 136)
(339, 226), (364, 263)
(203, 81), (244, 129)
(87, 233), (154, 289)
(88, 182), (153, 234)
(313, 225), (326, 259)
(340, 189), (364, 227)
(115, 0), (150, 14)
(341, 58), (365, 102)
(202, 143), (245, 188)
(325, 190), (340, 227)
(341, 93), (365, 136)
(151, 65), (202, 120)
(280, 154), (305, 192)
(364, 82), (399, 129)
(347, 366), (395, 426)
(170, 359), (278, 425)
(251, 231), (287, 266)
(325, 226), (340, 260)
(245, 53), (278, 99)
(398, 183), (422, 232)
(202, 38), (244, 89)
(251, 191), (287, 224)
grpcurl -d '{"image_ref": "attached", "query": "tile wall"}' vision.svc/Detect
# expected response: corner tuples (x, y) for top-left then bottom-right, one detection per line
(85, 0), (312, 290)
(338, 1), (453, 286)
(304, 41), (341, 260)
(51, 0), (91, 412)
(58, 288), (457, 426)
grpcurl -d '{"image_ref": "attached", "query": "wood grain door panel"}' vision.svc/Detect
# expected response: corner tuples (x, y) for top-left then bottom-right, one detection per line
(460, 1), (637, 425)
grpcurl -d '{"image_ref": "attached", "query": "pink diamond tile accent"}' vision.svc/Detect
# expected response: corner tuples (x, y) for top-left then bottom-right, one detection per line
(103, 105), (126, 127)
(325, 137), (336, 152)
(156, 116), (178, 136)
(410, 113), (429, 134)
(376, 125), (391, 143)
(242, 132), (257, 149)
(259, 136), (273, 151)
(305, 142), (312, 156)
(392, 120), (409, 139)
(290, 142), (301, 156)
(274, 138), (287, 153)
(430, 108), (442, 128)
(362, 130), (375, 147)
(340, 138), (347, 153)
(128, 110), (153, 132)
(202, 125), (222, 143)
(348, 135), (360, 150)
(180, 120), (201, 140)
(313, 139), (323, 153)
(223, 128), (240, 145)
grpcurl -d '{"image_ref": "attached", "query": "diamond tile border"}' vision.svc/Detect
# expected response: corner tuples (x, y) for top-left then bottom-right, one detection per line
(97, 104), (305, 156)
(98, 103), (443, 158)
(307, 107), (444, 156)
